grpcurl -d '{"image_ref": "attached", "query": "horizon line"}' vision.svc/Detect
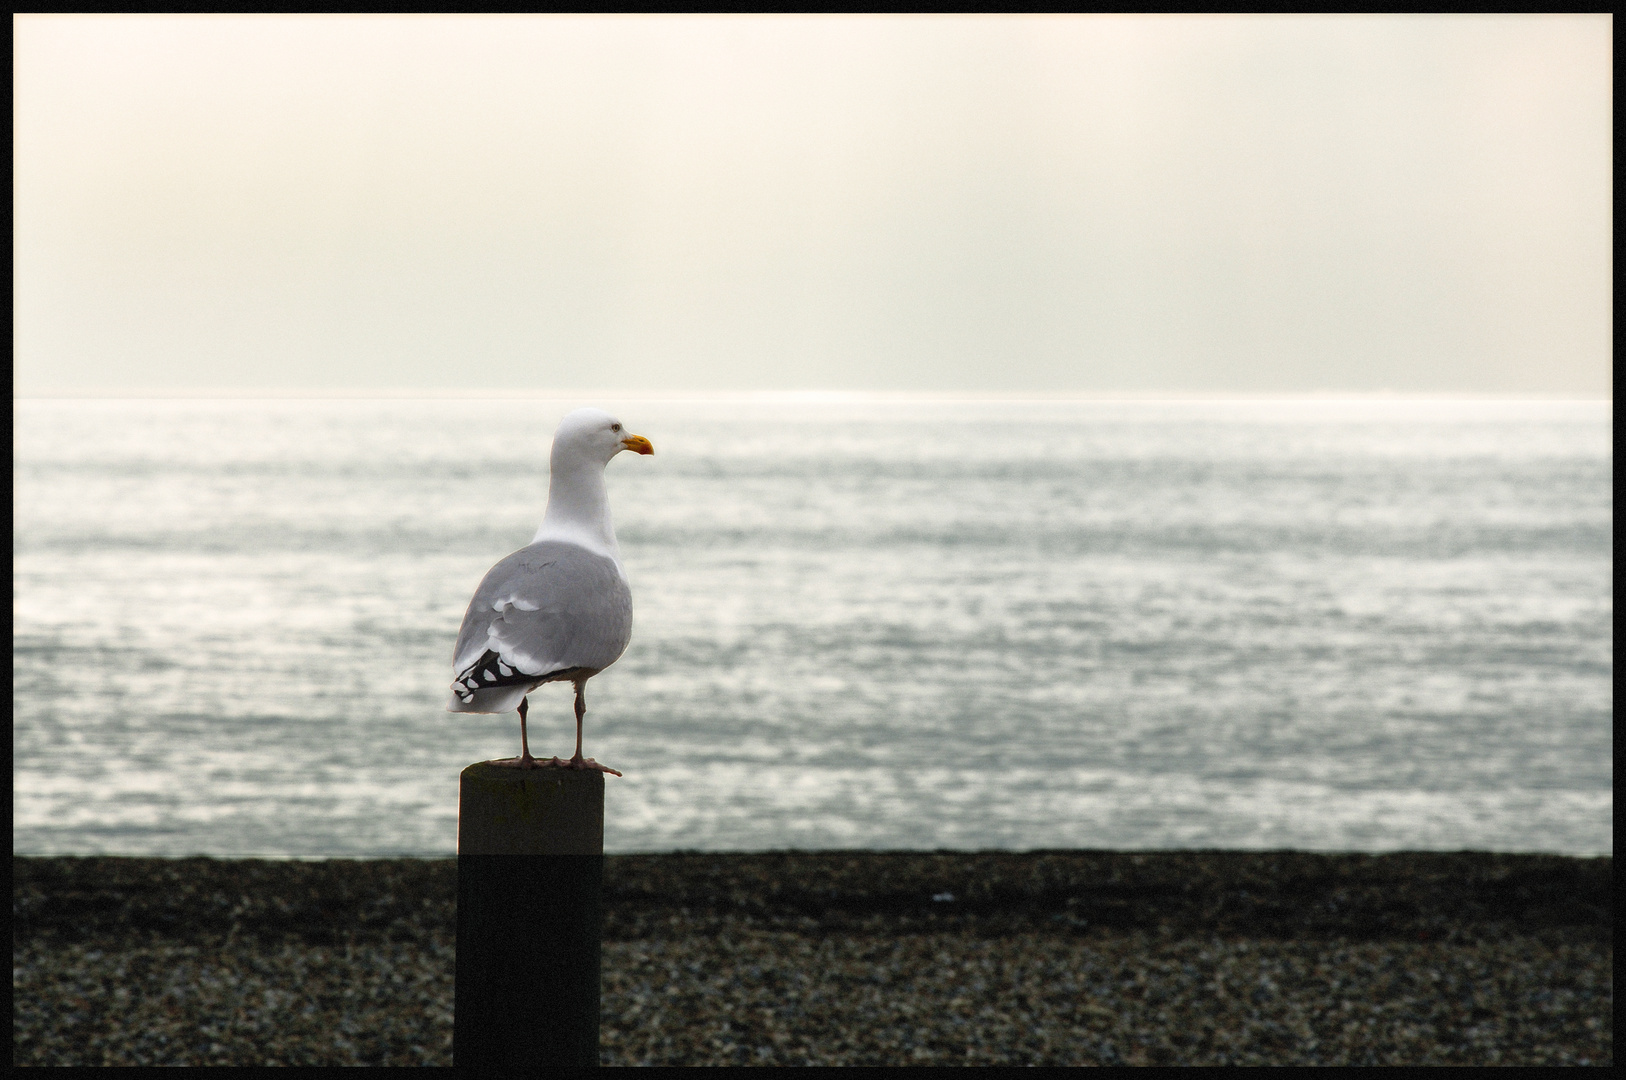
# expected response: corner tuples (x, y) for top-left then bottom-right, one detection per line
(12, 388), (1613, 403)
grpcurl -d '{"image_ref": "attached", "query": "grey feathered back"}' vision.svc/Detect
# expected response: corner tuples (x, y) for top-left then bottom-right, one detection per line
(448, 541), (633, 712)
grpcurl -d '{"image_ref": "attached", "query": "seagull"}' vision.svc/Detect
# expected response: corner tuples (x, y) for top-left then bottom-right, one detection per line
(446, 407), (653, 773)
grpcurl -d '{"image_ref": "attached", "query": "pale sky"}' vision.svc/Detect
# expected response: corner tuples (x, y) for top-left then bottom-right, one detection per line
(12, 14), (1612, 396)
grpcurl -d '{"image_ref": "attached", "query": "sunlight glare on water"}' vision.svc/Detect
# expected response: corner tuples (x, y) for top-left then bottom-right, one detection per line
(11, 397), (1613, 855)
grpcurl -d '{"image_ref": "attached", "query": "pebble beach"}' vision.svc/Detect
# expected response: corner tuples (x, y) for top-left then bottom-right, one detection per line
(12, 852), (1612, 1066)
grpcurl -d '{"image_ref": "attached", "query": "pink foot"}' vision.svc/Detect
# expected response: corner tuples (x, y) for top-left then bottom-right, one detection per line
(486, 752), (547, 770)
(553, 754), (623, 777)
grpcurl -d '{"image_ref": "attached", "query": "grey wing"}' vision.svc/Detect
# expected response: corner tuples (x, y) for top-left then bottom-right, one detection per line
(451, 541), (633, 683)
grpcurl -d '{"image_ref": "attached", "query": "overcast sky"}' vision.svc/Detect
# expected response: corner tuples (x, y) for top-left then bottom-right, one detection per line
(13, 14), (1612, 396)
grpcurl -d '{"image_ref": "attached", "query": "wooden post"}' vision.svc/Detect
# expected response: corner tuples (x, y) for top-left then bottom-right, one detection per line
(453, 763), (604, 1068)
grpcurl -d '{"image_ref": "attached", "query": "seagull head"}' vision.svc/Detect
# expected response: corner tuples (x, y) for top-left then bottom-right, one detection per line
(553, 407), (654, 467)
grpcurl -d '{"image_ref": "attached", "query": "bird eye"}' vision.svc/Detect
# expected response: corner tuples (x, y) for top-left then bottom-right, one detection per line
(611, 423), (621, 432)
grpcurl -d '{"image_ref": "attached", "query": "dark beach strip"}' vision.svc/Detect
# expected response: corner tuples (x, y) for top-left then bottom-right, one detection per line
(12, 851), (1612, 1066)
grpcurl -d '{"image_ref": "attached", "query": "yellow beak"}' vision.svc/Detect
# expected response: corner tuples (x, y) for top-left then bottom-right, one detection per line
(621, 434), (654, 456)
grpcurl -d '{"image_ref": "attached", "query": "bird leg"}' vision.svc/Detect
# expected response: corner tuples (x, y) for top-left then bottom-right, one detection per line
(490, 696), (542, 769)
(549, 680), (622, 776)
(519, 697), (540, 768)
(572, 682), (585, 762)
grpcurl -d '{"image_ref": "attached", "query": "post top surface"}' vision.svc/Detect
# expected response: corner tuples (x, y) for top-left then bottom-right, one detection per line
(461, 760), (607, 784)
(458, 761), (605, 856)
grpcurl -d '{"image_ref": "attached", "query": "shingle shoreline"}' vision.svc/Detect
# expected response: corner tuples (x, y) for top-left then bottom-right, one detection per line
(13, 850), (1611, 945)
(12, 852), (1613, 1066)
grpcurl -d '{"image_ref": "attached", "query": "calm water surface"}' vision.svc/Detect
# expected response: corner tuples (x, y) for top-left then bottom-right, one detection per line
(11, 397), (1613, 855)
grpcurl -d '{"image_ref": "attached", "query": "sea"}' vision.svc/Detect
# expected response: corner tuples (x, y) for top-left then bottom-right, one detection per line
(11, 396), (1613, 857)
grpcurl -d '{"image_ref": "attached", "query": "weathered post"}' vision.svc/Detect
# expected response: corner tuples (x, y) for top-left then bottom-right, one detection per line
(453, 763), (604, 1068)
